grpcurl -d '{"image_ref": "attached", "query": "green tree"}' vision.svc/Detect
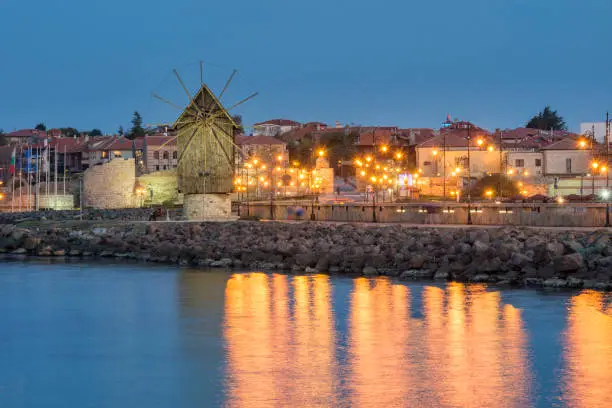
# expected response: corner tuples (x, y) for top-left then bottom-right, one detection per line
(128, 111), (145, 140)
(470, 175), (519, 199)
(0, 129), (6, 146)
(88, 129), (103, 137)
(232, 115), (245, 134)
(35, 122), (46, 131)
(60, 127), (80, 138)
(526, 106), (567, 131)
(118, 126), (125, 136)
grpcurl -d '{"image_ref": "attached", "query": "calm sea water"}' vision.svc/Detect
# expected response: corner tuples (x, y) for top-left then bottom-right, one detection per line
(0, 261), (610, 408)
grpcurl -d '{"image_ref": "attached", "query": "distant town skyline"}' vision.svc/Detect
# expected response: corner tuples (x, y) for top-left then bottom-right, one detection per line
(1, 0), (611, 134)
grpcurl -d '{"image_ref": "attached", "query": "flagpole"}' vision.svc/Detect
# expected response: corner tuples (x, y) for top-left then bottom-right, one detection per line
(19, 144), (22, 212)
(63, 144), (66, 195)
(10, 146), (15, 213)
(54, 142), (58, 208)
(36, 146), (40, 211)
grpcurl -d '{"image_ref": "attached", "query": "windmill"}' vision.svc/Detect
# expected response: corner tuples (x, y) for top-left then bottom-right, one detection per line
(152, 62), (257, 199)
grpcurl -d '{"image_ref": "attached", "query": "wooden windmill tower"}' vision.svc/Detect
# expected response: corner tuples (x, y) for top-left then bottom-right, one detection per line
(153, 64), (257, 219)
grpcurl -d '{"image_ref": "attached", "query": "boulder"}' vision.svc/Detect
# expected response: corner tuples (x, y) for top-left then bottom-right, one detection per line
(362, 266), (378, 276)
(553, 253), (583, 272)
(409, 254), (427, 269)
(543, 278), (567, 288)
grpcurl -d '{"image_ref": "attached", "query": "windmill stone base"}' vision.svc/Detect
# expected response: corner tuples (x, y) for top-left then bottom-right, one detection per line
(183, 193), (237, 221)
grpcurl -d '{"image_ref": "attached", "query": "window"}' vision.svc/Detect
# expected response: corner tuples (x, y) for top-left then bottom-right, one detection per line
(101, 151), (108, 159)
(153, 151), (159, 159)
(566, 158), (572, 173)
(113, 151), (122, 158)
(535, 159), (542, 167)
(163, 151), (169, 160)
(155, 165), (160, 171)
(515, 159), (524, 167)
(172, 151), (177, 159)
(163, 165), (167, 170)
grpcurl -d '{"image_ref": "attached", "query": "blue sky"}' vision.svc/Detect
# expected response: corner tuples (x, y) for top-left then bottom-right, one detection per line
(1, 0), (611, 134)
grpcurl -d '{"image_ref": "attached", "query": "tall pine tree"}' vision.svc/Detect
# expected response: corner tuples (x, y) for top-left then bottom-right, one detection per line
(128, 111), (145, 140)
(526, 106), (567, 131)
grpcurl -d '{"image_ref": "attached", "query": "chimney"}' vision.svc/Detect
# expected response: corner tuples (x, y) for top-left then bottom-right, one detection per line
(335, 121), (341, 128)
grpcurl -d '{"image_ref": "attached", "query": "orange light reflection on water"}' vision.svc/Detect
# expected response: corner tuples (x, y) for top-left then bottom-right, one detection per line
(563, 290), (612, 408)
(225, 275), (532, 407)
(224, 273), (335, 408)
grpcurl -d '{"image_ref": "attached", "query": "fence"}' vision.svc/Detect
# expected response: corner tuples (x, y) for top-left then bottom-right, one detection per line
(240, 201), (611, 228)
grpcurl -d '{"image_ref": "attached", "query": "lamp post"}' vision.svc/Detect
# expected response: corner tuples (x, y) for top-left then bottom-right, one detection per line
(606, 111), (610, 227)
(466, 123), (473, 225)
(499, 130), (503, 199)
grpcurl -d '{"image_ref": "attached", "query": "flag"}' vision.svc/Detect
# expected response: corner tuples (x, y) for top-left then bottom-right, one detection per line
(9, 147), (16, 175)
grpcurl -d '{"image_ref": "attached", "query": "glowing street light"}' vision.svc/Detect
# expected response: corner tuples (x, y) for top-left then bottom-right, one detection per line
(395, 152), (403, 159)
(487, 145), (494, 152)
(578, 139), (588, 149)
(432, 149), (438, 156)
(476, 138), (484, 147)
(317, 149), (325, 157)
(380, 145), (388, 153)
(365, 156), (373, 162)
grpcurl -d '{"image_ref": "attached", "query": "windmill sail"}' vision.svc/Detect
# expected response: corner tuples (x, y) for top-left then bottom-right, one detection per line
(174, 84), (238, 194)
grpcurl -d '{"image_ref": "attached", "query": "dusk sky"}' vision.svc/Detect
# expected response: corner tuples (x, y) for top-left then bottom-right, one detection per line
(1, 0), (611, 134)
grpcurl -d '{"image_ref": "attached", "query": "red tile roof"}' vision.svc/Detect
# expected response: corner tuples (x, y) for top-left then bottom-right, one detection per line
(235, 135), (286, 146)
(418, 130), (495, 148)
(144, 135), (177, 147)
(5, 129), (46, 138)
(540, 136), (586, 151)
(253, 119), (301, 127)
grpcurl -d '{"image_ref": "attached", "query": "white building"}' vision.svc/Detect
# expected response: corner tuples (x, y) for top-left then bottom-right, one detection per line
(540, 138), (592, 176)
(253, 119), (301, 137)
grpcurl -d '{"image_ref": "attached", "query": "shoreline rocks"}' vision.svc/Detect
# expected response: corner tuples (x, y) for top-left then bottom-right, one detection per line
(1, 221), (612, 291)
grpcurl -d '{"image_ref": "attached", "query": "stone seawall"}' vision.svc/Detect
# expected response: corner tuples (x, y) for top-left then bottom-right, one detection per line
(1, 221), (611, 291)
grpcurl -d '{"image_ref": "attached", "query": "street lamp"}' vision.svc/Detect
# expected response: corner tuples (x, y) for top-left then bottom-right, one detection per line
(466, 123), (473, 225)
(592, 161), (599, 195)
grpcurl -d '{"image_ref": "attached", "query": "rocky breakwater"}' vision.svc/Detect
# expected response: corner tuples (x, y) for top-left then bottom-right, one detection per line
(1, 222), (611, 290)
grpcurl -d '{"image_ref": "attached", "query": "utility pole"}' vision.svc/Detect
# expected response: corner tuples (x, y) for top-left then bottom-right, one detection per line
(606, 112), (610, 227)
(467, 123), (472, 225)
(443, 130), (446, 200)
(499, 130), (503, 199)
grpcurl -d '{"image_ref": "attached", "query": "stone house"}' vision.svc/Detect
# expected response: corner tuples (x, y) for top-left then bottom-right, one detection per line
(143, 134), (178, 172)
